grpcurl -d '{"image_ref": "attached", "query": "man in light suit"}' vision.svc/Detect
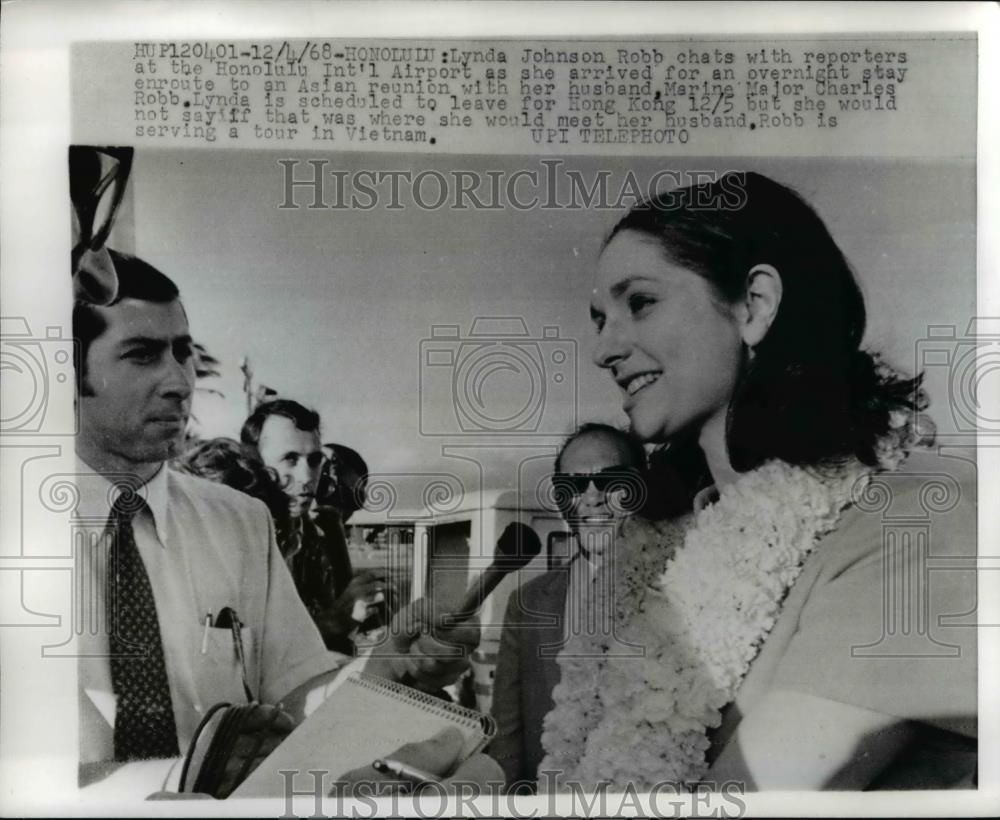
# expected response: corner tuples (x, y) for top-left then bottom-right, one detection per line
(73, 252), (490, 795)
(488, 424), (647, 788)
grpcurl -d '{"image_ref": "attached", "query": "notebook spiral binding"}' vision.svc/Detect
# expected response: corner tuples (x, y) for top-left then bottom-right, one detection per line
(352, 671), (497, 738)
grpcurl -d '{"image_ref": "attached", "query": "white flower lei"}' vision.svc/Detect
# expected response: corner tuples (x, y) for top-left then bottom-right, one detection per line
(537, 456), (881, 791)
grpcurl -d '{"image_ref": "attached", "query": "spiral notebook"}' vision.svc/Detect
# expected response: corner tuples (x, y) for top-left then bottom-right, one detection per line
(232, 671), (496, 798)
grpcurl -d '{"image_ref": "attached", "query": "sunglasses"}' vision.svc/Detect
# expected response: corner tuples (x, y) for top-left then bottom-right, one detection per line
(551, 466), (643, 496)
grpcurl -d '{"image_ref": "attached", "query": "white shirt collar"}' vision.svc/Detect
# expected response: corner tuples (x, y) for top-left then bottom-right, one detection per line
(568, 534), (603, 577)
(143, 465), (169, 543)
(74, 456), (170, 546)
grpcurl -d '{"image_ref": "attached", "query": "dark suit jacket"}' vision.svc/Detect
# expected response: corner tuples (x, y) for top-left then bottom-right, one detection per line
(488, 567), (570, 787)
(287, 514), (356, 654)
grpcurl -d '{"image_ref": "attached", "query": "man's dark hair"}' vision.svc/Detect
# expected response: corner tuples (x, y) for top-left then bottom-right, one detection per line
(241, 399), (321, 450)
(553, 422), (646, 475)
(72, 249), (181, 394)
(552, 423), (650, 519)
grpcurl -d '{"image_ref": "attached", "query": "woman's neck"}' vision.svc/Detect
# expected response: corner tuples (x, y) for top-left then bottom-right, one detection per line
(698, 409), (740, 490)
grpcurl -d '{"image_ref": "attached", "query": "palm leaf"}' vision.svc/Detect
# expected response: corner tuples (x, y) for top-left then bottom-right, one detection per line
(192, 341), (222, 380)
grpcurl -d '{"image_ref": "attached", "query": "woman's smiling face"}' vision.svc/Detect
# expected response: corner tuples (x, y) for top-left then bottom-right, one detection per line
(590, 230), (745, 444)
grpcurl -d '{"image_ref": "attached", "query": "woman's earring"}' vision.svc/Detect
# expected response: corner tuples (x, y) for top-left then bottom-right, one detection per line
(745, 344), (756, 363)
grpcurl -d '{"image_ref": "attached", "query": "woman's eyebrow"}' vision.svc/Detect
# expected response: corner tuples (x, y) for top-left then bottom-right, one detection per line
(609, 276), (659, 299)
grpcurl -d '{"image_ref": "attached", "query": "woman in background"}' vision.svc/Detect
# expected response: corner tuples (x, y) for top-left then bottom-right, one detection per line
(538, 172), (976, 791)
(173, 437), (294, 554)
(176, 437), (398, 653)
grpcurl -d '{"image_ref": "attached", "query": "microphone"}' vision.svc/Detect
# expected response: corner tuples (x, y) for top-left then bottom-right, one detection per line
(395, 523), (542, 691)
(437, 522), (542, 630)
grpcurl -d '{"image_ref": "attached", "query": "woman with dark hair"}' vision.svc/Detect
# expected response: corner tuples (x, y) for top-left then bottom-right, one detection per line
(538, 172), (976, 791)
(173, 437), (295, 556)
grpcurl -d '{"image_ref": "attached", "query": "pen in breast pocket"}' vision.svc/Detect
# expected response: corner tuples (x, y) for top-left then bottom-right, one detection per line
(216, 606), (255, 703)
(200, 611), (212, 655)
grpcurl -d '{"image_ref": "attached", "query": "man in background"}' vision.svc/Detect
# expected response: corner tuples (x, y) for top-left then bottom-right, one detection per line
(241, 400), (388, 653)
(323, 442), (368, 524)
(488, 423), (648, 788)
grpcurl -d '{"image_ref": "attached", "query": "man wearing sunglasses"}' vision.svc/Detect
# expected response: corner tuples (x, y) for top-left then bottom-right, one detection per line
(549, 424), (648, 559)
(488, 423), (648, 789)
